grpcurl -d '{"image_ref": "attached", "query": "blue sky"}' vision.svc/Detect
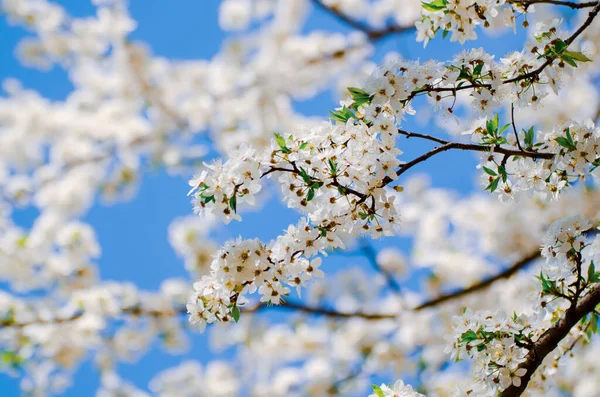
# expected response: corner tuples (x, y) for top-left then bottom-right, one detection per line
(0, 1), (536, 395)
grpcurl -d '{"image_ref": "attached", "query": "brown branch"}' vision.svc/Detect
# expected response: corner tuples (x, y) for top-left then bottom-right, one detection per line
(360, 242), (403, 293)
(414, 250), (541, 310)
(511, 103), (526, 152)
(245, 300), (397, 320)
(381, 133), (555, 186)
(511, 0), (599, 10)
(311, 0), (414, 41)
(0, 299), (397, 329)
(500, 284), (600, 397)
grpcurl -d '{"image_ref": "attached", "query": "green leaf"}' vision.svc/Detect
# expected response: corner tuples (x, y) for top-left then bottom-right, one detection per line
(484, 177), (500, 193)
(442, 29), (449, 39)
(328, 158), (338, 174)
(560, 54), (578, 68)
(421, 0), (447, 12)
(498, 165), (507, 183)
(202, 195), (215, 204)
(555, 137), (576, 152)
(554, 39), (567, 54)
(298, 168), (312, 184)
(498, 123), (511, 135)
(588, 261), (600, 283)
(460, 329), (478, 343)
(328, 106), (355, 123)
(524, 126), (535, 149)
(372, 385), (385, 397)
(307, 188), (315, 202)
(482, 166), (497, 176)
(486, 114), (499, 136)
(274, 133), (291, 153)
(274, 133), (286, 148)
(537, 272), (560, 296)
(566, 128), (575, 145)
(229, 194), (237, 213)
(299, 142), (309, 150)
(473, 63), (484, 77)
(231, 305), (240, 322)
(347, 87), (372, 102)
(563, 51), (592, 62)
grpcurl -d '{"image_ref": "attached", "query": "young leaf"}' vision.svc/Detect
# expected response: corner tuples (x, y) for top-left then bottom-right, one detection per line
(588, 261), (600, 283)
(274, 133), (286, 148)
(555, 137), (576, 152)
(229, 194), (237, 213)
(372, 385), (385, 397)
(484, 177), (500, 193)
(553, 39), (567, 54)
(482, 166), (497, 176)
(498, 123), (511, 135)
(560, 54), (578, 68)
(421, 0), (447, 12)
(524, 126), (535, 148)
(563, 51), (592, 62)
(328, 158), (338, 174)
(231, 305), (240, 322)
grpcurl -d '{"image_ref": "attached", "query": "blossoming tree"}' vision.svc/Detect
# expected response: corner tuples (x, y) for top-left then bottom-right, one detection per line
(1, 0), (600, 396)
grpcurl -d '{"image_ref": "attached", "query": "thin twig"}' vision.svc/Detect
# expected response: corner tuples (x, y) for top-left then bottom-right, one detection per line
(311, 0), (413, 41)
(360, 242), (403, 293)
(511, 103), (526, 152)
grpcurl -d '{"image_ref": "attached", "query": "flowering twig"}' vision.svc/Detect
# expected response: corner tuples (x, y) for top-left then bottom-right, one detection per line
(499, 284), (600, 397)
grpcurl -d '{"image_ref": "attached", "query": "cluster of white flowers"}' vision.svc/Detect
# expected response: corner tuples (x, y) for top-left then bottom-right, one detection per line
(447, 309), (531, 395)
(416, 0), (521, 46)
(475, 119), (600, 201)
(369, 380), (425, 397)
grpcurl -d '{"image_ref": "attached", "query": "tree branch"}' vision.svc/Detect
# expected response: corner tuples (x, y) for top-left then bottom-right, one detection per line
(245, 300), (397, 320)
(511, 0), (599, 10)
(311, 0), (414, 41)
(382, 133), (555, 186)
(360, 242), (403, 293)
(500, 284), (600, 397)
(414, 249), (541, 310)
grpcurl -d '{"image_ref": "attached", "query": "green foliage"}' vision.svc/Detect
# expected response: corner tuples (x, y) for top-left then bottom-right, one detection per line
(274, 133), (292, 154)
(229, 194), (237, 213)
(329, 106), (355, 123)
(587, 261), (600, 283)
(347, 87), (373, 110)
(231, 305), (240, 322)
(555, 128), (577, 152)
(371, 384), (386, 397)
(482, 114), (510, 146)
(421, 0), (447, 12)
(536, 272), (562, 297)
